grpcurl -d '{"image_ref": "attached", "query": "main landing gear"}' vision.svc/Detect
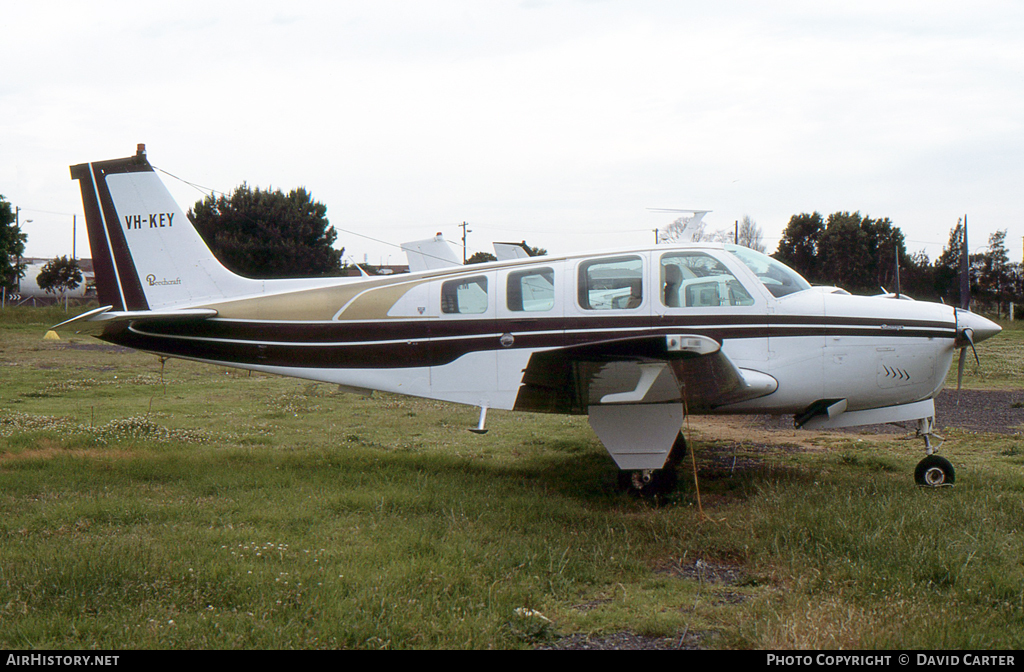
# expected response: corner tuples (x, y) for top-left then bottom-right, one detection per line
(588, 403), (688, 498)
(914, 417), (955, 487)
(617, 432), (687, 498)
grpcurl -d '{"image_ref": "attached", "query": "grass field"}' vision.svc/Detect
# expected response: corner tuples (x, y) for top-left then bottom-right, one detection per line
(1, 305), (1023, 649)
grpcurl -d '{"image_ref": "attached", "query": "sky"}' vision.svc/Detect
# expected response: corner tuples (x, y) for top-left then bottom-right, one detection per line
(3, 0), (1023, 268)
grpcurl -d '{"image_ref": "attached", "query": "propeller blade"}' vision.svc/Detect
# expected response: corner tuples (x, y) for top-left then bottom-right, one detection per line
(954, 346), (962, 393)
(954, 324), (979, 406)
(966, 329), (980, 367)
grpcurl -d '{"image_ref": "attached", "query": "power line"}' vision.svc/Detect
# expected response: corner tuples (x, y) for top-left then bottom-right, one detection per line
(153, 166), (228, 198)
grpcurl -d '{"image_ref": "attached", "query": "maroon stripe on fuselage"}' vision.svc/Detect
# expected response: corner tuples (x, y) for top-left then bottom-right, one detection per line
(97, 313), (956, 370)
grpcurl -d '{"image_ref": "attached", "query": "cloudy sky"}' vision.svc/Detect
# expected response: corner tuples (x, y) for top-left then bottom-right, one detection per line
(3, 0), (1022, 268)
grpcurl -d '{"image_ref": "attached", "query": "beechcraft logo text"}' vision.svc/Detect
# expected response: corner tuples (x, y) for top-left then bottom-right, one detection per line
(146, 274), (182, 287)
(125, 213), (175, 230)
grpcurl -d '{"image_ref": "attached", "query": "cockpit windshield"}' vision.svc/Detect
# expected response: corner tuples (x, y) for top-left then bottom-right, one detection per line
(724, 245), (811, 298)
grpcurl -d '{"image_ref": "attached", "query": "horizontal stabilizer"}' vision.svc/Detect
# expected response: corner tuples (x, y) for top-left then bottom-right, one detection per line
(52, 305), (218, 335)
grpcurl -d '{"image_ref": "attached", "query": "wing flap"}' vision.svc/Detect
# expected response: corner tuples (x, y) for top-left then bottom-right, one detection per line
(512, 334), (777, 413)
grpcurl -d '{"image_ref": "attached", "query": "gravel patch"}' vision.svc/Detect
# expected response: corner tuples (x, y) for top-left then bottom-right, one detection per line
(748, 389), (1024, 436)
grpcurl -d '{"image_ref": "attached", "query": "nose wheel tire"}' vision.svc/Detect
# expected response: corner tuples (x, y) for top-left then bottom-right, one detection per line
(914, 455), (955, 487)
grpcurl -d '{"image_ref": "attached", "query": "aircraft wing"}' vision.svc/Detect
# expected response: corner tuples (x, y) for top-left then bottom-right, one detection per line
(512, 334), (777, 414)
(51, 305), (218, 336)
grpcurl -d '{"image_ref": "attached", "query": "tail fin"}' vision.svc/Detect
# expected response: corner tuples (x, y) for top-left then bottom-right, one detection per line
(70, 145), (258, 311)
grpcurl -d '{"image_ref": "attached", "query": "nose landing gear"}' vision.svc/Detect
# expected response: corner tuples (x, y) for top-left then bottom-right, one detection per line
(915, 454), (956, 487)
(915, 417), (954, 487)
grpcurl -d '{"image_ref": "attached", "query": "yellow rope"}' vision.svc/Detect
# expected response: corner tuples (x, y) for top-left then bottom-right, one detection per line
(682, 397), (725, 525)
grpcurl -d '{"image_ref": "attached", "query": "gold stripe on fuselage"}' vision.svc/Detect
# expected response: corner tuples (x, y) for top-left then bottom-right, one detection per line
(196, 261), (534, 322)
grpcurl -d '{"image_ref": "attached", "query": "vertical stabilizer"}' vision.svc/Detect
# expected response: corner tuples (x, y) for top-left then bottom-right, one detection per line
(493, 241), (534, 261)
(70, 146), (260, 310)
(401, 234), (461, 273)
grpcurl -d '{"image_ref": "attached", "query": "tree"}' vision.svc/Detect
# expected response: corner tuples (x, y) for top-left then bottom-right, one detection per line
(774, 212), (824, 283)
(36, 256), (82, 310)
(737, 215), (766, 253)
(977, 230), (1012, 315)
(466, 251), (497, 264)
(189, 184), (343, 278)
(774, 211), (910, 294)
(902, 249), (937, 300)
(934, 219), (967, 305)
(469, 241), (546, 263)
(0, 196), (27, 295)
(816, 212), (907, 294)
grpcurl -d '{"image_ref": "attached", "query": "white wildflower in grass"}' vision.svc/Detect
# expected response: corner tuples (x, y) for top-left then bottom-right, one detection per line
(510, 607), (555, 642)
(0, 411), (211, 445)
(513, 607), (551, 622)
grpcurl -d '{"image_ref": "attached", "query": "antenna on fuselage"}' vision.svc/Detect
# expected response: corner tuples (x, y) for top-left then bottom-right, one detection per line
(960, 214), (970, 311)
(894, 245), (902, 299)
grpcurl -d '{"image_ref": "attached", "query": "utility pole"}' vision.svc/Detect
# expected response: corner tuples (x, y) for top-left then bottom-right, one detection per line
(14, 207), (21, 295)
(460, 221), (471, 264)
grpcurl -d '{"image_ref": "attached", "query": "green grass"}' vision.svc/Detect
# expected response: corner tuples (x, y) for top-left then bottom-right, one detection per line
(2, 305), (1024, 649)
(946, 315), (1024, 390)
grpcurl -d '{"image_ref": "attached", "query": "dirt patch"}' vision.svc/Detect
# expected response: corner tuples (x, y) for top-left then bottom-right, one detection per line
(658, 558), (747, 586)
(57, 342), (133, 354)
(570, 599), (612, 612)
(538, 630), (706, 650)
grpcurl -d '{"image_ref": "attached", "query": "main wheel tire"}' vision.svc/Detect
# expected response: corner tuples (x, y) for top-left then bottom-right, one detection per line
(914, 455), (955, 487)
(617, 432), (687, 498)
(618, 468), (678, 498)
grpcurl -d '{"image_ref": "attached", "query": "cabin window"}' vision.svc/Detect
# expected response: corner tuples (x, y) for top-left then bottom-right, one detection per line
(660, 252), (755, 308)
(507, 267), (555, 312)
(724, 244), (811, 298)
(578, 256), (643, 310)
(441, 276), (488, 314)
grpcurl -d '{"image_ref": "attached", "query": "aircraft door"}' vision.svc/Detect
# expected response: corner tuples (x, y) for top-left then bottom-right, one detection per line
(496, 262), (564, 405)
(428, 272), (499, 407)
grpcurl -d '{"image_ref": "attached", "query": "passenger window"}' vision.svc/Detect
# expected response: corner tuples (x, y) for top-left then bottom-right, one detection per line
(441, 276), (488, 314)
(578, 256), (643, 310)
(661, 253), (755, 308)
(507, 268), (555, 312)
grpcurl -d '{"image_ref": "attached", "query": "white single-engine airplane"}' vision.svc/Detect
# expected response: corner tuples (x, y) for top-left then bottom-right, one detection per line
(57, 146), (1001, 495)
